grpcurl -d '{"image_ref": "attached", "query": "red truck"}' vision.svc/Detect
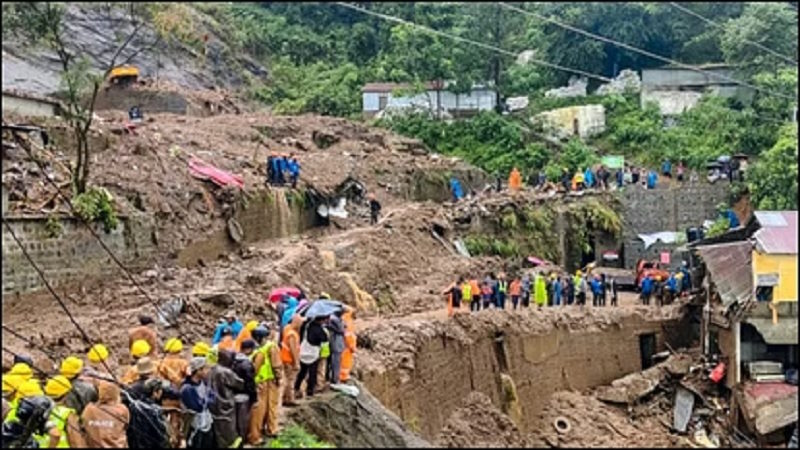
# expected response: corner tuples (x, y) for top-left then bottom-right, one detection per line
(635, 259), (670, 289)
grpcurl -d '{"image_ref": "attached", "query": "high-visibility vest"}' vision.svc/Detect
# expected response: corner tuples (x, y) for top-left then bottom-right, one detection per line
(461, 283), (472, 302)
(320, 342), (330, 359)
(498, 281), (508, 293)
(250, 342), (276, 383)
(4, 399), (19, 423)
(35, 405), (75, 448)
(280, 328), (299, 365)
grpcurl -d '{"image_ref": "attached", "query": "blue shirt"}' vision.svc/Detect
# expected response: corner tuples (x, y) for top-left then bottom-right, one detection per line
(584, 169), (594, 187)
(591, 279), (602, 295)
(662, 160), (672, 174)
(277, 157), (288, 172)
(287, 160), (300, 176)
(667, 276), (678, 292)
(724, 210), (740, 228)
(450, 178), (464, 199)
(647, 171), (657, 189)
(641, 277), (654, 295)
(212, 320), (243, 344)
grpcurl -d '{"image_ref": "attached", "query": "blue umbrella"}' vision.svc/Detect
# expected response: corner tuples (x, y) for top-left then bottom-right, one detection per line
(300, 300), (343, 319)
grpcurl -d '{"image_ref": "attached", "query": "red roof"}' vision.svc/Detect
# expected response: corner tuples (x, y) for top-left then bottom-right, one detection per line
(753, 211), (797, 254)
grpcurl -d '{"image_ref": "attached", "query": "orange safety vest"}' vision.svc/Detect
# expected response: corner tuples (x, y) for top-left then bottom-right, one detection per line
(280, 328), (299, 365)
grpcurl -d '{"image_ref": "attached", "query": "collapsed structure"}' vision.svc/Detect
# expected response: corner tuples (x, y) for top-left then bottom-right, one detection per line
(692, 210), (798, 445)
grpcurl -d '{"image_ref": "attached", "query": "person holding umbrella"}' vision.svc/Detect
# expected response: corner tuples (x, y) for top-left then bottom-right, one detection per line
(294, 315), (329, 399)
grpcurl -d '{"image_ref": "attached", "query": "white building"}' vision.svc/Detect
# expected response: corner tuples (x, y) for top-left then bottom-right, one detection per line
(361, 81), (497, 119)
(640, 64), (754, 116)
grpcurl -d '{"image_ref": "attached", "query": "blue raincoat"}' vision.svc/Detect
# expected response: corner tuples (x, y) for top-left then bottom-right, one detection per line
(450, 178), (464, 201)
(212, 320), (243, 344)
(584, 168), (594, 188)
(281, 297), (299, 328)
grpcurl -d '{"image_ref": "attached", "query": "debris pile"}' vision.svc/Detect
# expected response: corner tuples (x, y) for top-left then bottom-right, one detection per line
(436, 392), (534, 448)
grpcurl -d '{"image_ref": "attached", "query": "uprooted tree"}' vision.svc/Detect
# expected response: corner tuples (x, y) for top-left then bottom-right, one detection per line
(3, 2), (159, 194)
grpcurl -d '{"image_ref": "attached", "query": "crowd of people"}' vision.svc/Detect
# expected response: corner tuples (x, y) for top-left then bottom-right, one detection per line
(444, 261), (693, 316)
(444, 270), (619, 315)
(1, 293), (356, 448)
(266, 153), (301, 188)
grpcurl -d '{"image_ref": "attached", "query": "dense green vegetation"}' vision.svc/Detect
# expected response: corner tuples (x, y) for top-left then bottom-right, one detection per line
(201, 2), (796, 209)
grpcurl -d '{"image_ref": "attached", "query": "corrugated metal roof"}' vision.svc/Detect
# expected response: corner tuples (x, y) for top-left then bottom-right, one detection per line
(753, 211), (797, 254)
(695, 241), (753, 309)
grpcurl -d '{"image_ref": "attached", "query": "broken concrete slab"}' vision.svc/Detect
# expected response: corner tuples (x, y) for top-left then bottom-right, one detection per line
(596, 354), (692, 404)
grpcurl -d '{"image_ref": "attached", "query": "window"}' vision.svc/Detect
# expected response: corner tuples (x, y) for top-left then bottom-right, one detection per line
(378, 95), (388, 110)
(756, 286), (773, 302)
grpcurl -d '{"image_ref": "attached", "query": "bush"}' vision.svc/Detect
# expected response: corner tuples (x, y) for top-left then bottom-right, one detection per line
(73, 187), (119, 233)
(267, 426), (333, 448)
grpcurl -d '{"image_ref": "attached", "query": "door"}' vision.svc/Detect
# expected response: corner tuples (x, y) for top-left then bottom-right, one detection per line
(639, 333), (656, 370)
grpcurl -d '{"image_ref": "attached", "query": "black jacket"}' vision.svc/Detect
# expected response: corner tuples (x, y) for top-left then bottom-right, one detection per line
(232, 353), (257, 403)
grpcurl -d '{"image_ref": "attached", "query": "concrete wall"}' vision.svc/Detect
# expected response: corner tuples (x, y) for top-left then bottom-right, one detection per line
(2, 214), (156, 297)
(361, 311), (692, 440)
(535, 104), (606, 139)
(619, 182), (730, 269)
(642, 67), (736, 89)
(94, 88), (197, 116)
(2, 94), (59, 117)
(177, 189), (320, 267)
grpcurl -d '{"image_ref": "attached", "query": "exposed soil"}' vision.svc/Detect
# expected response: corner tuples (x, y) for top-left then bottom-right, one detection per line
(436, 392), (535, 448)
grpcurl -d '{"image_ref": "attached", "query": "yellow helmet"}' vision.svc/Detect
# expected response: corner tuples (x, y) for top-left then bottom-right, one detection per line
(44, 375), (72, 398)
(575, 270), (582, 276)
(131, 339), (151, 358)
(60, 356), (84, 379)
(16, 378), (43, 399)
(164, 338), (183, 354)
(87, 344), (109, 363)
(9, 363), (33, 380)
(192, 342), (211, 357)
(245, 321), (259, 332)
(2, 376), (22, 395)
(320, 292), (331, 300)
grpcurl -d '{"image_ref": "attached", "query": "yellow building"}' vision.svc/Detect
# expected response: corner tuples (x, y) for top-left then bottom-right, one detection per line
(751, 211), (798, 311)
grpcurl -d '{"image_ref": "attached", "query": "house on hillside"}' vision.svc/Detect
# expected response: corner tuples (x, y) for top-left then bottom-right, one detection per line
(2, 89), (62, 118)
(640, 64), (754, 117)
(361, 81), (497, 119)
(693, 211), (797, 445)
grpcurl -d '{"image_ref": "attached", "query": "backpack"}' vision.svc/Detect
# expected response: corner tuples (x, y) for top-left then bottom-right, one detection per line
(299, 334), (320, 365)
(122, 391), (170, 449)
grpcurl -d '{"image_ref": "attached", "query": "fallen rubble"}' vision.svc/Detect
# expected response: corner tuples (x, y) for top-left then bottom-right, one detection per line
(436, 392), (534, 448)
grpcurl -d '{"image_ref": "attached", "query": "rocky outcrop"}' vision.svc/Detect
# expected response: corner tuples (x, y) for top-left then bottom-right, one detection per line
(285, 382), (431, 448)
(2, 4), (267, 97)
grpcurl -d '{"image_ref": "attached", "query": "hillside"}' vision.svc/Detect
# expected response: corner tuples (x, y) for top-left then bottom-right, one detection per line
(2, 3), (267, 96)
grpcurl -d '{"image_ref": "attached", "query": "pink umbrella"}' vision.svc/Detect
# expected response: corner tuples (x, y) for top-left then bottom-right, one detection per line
(268, 287), (301, 303)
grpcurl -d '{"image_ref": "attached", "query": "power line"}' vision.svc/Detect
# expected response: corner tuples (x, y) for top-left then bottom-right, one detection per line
(1, 324), (60, 363)
(1, 344), (134, 437)
(498, 2), (797, 101)
(336, 3), (789, 125)
(4, 125), (183, 339)
(3, 218), (122, 386)
(334, 1), (613, 83)
(668, 2), (798, 65)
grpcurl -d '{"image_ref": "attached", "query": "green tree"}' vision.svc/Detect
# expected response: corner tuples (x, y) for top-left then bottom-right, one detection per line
(747, 124), (798, 211)
(4, 2), (157, 194)
(721, 2), (799, 78)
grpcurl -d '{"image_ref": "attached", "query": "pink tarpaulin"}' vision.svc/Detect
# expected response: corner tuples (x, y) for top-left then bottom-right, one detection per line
(188, 157), (244, 188)
(269, 287), (301, 303)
